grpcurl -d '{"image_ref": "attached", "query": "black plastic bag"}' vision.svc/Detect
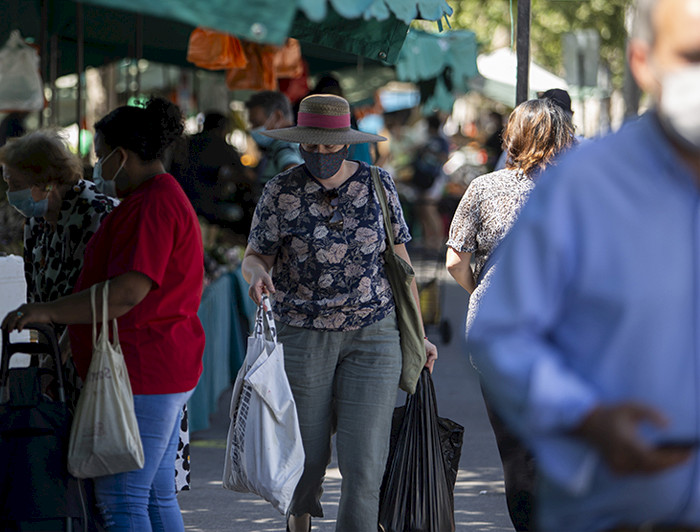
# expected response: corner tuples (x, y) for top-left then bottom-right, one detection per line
(379, 369), (464, 532)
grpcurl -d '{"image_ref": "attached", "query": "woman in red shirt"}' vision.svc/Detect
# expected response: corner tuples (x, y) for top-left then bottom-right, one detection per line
(2, 98), (205, 531)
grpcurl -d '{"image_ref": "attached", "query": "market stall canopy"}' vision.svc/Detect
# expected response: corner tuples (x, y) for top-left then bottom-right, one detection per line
(80, 0), (453, 45)
(394, 29), (478, 112)
(470, 47), (569, 107)
(1, 0), (452, 78)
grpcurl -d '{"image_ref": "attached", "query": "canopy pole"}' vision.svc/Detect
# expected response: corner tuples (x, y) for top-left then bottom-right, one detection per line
(50, 34), (59, 126)
(515, 0), (531, 105)
(39, 0), (48, 127)
(76, 1), (84, 152)
(135, 14), (143, 96)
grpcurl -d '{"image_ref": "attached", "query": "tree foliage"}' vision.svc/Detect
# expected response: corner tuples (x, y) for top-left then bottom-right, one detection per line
(448, 0), (632, 88)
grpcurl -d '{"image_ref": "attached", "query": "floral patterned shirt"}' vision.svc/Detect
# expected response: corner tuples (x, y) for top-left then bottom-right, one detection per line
(24, 179), (118, 305)
(248, 161), (411, 330)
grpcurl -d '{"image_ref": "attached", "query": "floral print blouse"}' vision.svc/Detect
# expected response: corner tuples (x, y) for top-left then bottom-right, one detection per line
(24, 180), (118, 305)
(447, 168), (535, 333)
(248, 161), (411, 331)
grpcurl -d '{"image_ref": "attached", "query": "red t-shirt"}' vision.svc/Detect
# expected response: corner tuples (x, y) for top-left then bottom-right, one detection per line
(68, 174), (205, 395)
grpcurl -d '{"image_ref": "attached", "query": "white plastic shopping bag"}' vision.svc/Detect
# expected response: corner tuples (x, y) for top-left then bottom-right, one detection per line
(222, 295), (304, 514)
(67, 281), (145, 478)
(0, 30), (44, 112)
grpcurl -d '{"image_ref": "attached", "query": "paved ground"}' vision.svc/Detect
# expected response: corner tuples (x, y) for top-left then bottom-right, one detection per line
(178, 263), (514, 532)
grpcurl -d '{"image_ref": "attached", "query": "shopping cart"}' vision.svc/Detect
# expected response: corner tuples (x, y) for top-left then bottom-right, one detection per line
(0, 324), (92, 531)
(413, 251), (453, 345)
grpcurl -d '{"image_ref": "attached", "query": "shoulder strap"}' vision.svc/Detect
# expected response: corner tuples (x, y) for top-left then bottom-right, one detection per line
(370, 165), (395, 251)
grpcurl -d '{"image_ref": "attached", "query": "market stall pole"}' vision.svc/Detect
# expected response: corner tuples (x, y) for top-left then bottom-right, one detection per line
(516, 0), (531, 105)
(76, 1), (83, 137)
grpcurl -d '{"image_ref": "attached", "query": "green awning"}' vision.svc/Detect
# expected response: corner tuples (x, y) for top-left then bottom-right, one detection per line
(396, 29), (478, 88)
(291, 9), (410, 64)
(3, 0), (453, 78)
(297, 0), (452, 26)
(394, 29), (478, 111)
(77, 0), (452, 45)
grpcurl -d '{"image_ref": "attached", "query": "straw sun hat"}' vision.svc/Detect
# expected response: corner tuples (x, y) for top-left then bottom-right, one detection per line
(261, 94), (386, 145)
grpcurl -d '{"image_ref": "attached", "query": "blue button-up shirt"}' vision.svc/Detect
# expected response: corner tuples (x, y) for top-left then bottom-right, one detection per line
(468, 111), (700, 532)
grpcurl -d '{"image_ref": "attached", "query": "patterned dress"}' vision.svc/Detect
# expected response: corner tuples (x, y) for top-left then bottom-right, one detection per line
(446, 168), (535, 334)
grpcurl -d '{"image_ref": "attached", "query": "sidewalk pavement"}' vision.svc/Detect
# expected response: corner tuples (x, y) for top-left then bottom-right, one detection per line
(179, 269), (515, 532)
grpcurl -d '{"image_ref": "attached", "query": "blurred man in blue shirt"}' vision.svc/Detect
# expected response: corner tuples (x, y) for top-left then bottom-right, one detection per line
(467, 0), (700, 530)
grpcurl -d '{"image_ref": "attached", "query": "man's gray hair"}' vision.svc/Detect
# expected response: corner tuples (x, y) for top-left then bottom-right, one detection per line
(631, 0), (659, 44)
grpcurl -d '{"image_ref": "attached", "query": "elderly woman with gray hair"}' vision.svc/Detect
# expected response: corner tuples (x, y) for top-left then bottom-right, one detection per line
(1, 130), (118, 314)
(242, 93), (437, 532)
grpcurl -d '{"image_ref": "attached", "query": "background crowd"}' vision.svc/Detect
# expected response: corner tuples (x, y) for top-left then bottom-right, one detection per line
(3, 1), (700, 530)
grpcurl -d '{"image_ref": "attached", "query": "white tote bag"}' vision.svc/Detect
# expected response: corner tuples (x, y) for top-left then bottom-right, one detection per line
(222, 295), (305, 515)
(67, 281), (145, 478)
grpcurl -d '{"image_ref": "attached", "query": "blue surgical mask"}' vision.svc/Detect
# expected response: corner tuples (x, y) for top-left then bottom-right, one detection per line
(92, 148), (121, 198)
(300, 146), (349, 180)
(6, 188), (48, 218)
(251, 127), (275, 149)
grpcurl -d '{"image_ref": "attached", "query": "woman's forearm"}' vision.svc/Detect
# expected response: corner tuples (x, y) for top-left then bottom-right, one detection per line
(49, 271), (152, 324)
(446, 247), (476, 293)
(242, 254), (270, 284)
(242, 247), (275, 283)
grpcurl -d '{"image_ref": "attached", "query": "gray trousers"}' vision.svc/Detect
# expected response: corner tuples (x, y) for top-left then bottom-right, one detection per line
(277, 312), (402, 532)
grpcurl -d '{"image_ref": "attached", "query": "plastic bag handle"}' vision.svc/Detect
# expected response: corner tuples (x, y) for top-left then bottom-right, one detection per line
(254, 294), (277, 342)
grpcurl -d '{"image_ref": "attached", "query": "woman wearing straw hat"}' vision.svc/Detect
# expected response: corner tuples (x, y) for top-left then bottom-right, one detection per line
(242, 93), (437, 532)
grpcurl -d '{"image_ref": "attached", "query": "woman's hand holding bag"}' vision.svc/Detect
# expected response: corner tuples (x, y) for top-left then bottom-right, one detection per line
(222, 295), (304, 515)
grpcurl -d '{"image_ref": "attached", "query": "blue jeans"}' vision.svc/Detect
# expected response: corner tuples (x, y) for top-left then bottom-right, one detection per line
(277, 311), (402, 532)
(93, 389), (194, 531)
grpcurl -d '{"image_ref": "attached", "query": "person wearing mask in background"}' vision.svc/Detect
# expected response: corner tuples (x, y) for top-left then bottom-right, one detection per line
(446, 99), (575, 531)
(246, 91), (304, 190)
(1, 130), (117, 314)
(1, 130), (118, 406)
(467, 0), (700, 530)
(242, 94), (437, 532)
(3, 97), (204, 531)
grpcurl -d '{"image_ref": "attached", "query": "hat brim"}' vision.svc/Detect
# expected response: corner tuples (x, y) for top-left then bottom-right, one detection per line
(261, 126), (386, 145)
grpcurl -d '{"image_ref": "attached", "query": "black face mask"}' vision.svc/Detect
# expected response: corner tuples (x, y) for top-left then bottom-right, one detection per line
(300, 146), (349, 180)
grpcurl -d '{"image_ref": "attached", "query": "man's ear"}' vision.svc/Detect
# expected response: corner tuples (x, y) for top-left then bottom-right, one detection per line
(272, 109), (285, 126)
(628, 39), (659, 95)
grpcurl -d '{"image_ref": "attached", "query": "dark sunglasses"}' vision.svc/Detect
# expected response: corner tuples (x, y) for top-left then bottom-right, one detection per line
(326, 189), (343, 231)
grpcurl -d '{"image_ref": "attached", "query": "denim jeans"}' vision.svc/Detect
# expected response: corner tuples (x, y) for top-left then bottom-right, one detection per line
(93, 389), (194, 531)
(277, 311), (402, 532)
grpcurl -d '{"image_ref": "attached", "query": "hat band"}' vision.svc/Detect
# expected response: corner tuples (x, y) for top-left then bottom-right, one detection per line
(297, 111), (350, 129)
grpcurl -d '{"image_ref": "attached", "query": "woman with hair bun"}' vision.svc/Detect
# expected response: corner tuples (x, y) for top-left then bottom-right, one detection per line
(2, 97), (205, 531)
